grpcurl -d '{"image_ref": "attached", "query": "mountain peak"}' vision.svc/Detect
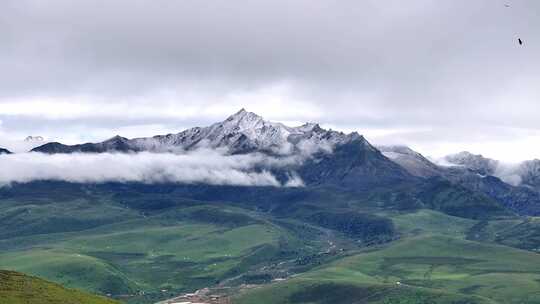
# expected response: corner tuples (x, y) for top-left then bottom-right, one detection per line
(452, 151), (481, 158)
(33, 109), (370, 156)
(234, 108), (247, 114)
(444, 151), (498, 176)
(297, 122), (322, 133)
(106, 135), (128, 142)
(378, 145), (441, 178)
(228, 108), (258, 119)
(224, 109), (265, 130)
(445, 151), (494, 162)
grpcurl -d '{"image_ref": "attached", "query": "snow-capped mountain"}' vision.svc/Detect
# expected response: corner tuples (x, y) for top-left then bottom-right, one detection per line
(442, 151), (499, 176)
(30, 109), (412, 189)
(27, 109), (540, 192)
(32, 109), (364, 155)
(135, 108), (365, 155)
(22, 110), (540, 215)
(377, 145), (441, 178)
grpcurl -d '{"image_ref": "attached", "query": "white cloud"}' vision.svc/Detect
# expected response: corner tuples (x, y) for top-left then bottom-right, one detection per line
(284, 172), (305, 187)
(0, 150), (305, 187)
(494, 164), (523, 186)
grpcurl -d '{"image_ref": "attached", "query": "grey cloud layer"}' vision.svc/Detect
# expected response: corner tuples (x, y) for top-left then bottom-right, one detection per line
(0, 150), (302, 187)
(1, 0), (539, 160)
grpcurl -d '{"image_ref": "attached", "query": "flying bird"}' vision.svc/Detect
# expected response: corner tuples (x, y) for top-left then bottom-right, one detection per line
(518, 38), (523, 45)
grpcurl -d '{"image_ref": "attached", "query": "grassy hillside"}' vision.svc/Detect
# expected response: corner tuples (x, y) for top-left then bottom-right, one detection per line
(0, 208), (301, 303)
(234, 235), (540, 304)
(0, 182), (533, 304)
(0, 270), (119, 304)
(234, 280), (493, 304)
(389, 209), (477, 238)
(0, 197), (338, 303)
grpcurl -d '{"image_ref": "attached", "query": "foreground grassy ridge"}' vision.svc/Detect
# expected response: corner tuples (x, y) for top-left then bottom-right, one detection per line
(0, 249), (138, 295)
(234, 235), (540, 304)
(0, 270), (119, 304)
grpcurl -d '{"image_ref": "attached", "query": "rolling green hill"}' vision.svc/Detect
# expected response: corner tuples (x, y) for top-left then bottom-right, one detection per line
(234, 235), (540, 304)
(0, 205), (303, 303)
(0, 270), (119, 304)
(0, 182), (535, 304)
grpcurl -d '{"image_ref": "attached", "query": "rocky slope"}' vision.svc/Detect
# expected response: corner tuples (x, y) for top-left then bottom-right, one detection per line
(378, 145), (441, 178)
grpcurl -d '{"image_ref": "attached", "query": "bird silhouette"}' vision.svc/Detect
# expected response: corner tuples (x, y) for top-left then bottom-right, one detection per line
(518, 38), (523, 45)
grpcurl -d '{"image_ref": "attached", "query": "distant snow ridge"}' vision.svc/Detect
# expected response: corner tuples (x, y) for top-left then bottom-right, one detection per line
(443, 151), (499, 176)
(378, 145), (441, 178)
(131, 108), (362, 155)
(439, 152), (540, 190)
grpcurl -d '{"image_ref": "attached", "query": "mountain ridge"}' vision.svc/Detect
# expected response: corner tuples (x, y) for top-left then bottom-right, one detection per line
(21, 109), (540, 215)
(443, 151), (499, 176)
(31, 109), (361, 156)
(383, 146), (540, 215)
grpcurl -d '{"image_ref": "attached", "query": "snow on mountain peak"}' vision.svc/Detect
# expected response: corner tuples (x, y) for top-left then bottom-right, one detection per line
(31, 109), (370, 159)
(132, 109), (365, 155)
(224, 109), (265, 130)
(378, 145), (419, 157)
(296, 122), (322, 132)
(377, 145), (441, 177)
(443, 151), (499, 175)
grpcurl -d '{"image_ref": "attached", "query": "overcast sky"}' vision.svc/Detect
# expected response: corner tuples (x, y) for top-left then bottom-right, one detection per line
(1, 0), (539, 162)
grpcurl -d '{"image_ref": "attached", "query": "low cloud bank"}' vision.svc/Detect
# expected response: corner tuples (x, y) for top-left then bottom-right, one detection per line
(493, 164), (523, 186)
(0, 150), (305, 187)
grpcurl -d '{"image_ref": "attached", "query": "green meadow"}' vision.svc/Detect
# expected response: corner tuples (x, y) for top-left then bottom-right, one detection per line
(234, 216), (540, 304)
(3, 183), (540, 304)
